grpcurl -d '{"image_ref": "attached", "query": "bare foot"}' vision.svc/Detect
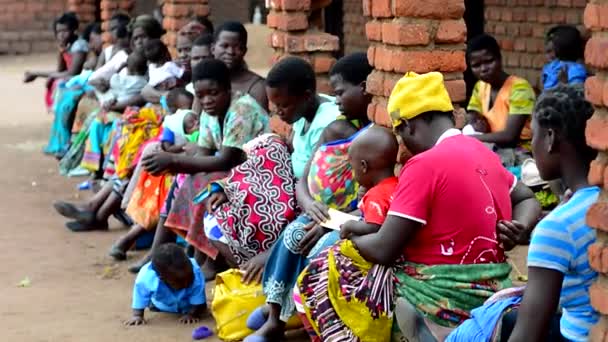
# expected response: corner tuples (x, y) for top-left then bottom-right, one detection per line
(128, 254), (151, 274)
(247, 318), (285, 341)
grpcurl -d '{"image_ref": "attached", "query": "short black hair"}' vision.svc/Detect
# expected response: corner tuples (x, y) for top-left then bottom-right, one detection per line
(167, 87), (194, 109)
(151, 243), (191, 273)
(534, 84), (596, 160)
(193, 16), (214, 34)
(132, 15), (165, 39)
(193, 33), (214, 47)
(110, 12), (131, 28)
(54, 12), (79, 32)
(266, 57), (316, 95)
(115, 25), (129, 39)
(144, 39), (170, 64)
(548, 25), (583, 61)
(330, 52), (373, 86)
(419, 110), (456, 124)
(467, 33), (502, 60)
(192, 59), (231, 90)
(82, 22), (101, 42)
(215, 21), (248, 46)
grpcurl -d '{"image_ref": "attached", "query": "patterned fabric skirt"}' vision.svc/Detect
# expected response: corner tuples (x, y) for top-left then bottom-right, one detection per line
(297, 240), (394, 341)
(59, 111), (96, 176)
(199, 134), (298, 266)
(164, 171), (229, 259)
(44, 85), (84, 158)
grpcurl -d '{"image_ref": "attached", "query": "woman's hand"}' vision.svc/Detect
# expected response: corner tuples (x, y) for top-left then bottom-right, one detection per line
(497, 220), (528, 251)
(23, 72), (37, 83)
(304, 201), (330, 224)
(206, 192), (228, 213)
(241, 252), (267, 285)
(299, 222), (327, 256)
(142, 152), (174, 176)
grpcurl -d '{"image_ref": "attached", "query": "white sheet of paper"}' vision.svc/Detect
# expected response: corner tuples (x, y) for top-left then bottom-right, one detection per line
(320, 209), (360, 231)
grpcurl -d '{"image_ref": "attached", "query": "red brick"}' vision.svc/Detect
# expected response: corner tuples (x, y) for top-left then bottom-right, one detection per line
(502, 9), (513, 22)
(513, 8), (526, 22)
(526, 38), (544, 53)
(494, 24), (507, 35)
(275, 12), (308, 31)
(304, 33), (339, 52)
(383, 74), (401, 97)
(500, 39), (515, 51)
(366, 70), (384, 96)
(367, 45), (376, 67)
(392, 50), (466, 74)
(585, 76), (604, 106)
(590, 281), (608, 315)
(269, 0), (281, 10)
(572, 0), (587, 7)
(533, 55), (546, 68)
(585, 37), (608, 69)
(485, 8), (501, 21)
(589, 159), (607, 187)
(372, 97), (391, 127)
(445, 79), (466, 102)
(362, 0), (371, 16)
(270, 31), (285, 48)
(584, 4), (608, 31)
(381, 21), (430, 46)
(514, 39), (526, 52)
(552, 10), (566, 24)
(282, 0), (311, 11)
(538, 9), (552, 23)
(589, 243), (608, 273)
(267, 11), (279, 28)
(557, 0), (571, 6)
(394, 0), (465, 19)
(371, 0), (391, 18)
(566, 8), (582, 25)
(589, 317), (608, 342)
(366, 21), (382, 41)
(163, 4), (191, 17)
(586, 115), (608, 151)
(506, 24), (519, 36)
(532, 24), (546, 38)
(313, 55), (336, 74)
(163, 18), (190, 31)
(367, 102), (377, 123)
(100, 1), (119, 10)
(436, 20), (466, 44)
(519, 24), (533, 37)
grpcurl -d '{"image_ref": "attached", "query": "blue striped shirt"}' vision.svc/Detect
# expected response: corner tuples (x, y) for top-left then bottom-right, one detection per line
(528, 186), (600, 342)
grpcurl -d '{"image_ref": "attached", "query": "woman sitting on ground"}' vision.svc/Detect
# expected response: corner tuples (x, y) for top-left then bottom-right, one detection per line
(23, 12), (89, 157)
(466, 34), (537, 173)
(298, 72), (540, 342)
(244, 53), (373, 342)
(127, 58), (270, 273)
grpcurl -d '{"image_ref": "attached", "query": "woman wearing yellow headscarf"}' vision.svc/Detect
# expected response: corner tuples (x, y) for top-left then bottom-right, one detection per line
(297, 72), (540, 341)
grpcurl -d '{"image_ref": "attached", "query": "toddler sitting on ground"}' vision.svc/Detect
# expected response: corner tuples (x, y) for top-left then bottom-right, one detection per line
(125, 243), (207, 326)
(94, 51), (148, 112)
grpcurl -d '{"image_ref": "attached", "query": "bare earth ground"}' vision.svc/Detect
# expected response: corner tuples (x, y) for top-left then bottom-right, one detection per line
(0, 23), (527, 341)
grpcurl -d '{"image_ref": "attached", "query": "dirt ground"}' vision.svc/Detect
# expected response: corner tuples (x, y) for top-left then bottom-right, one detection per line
(0, 23), (528, 341)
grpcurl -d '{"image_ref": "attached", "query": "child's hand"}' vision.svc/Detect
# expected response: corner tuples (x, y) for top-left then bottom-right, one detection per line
(124, 316), (146, 326)
(179, 314), (200, 325)
(304, 201), (330, 224)
(241, 252), (267, 285)
(340, 220), (360, 239)
(102, 99), (117, 112)
(206, 192), (228, 213)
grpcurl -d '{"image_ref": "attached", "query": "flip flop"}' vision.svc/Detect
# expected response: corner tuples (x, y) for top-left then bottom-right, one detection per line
(246, 307), (268, 331)
(192, 326), (213, 340)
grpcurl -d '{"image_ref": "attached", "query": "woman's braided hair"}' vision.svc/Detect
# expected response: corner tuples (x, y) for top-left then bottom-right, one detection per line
(534, 84), (596, 159)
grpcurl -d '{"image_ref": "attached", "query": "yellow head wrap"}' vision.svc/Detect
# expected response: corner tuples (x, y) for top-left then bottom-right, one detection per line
(387, 72), (454, 128)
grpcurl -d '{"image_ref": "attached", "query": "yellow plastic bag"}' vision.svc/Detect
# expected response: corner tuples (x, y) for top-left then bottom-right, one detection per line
(211, 269), (302, 341)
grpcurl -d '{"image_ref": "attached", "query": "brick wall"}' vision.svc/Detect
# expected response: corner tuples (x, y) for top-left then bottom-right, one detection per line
(364, 0), (467, 127)
(343, 0), (368, 54)
(0, 0), (67, 54)
(484, 0), (587, 90)
(208, 0), (251, 24)
(583, 2), (608, 340)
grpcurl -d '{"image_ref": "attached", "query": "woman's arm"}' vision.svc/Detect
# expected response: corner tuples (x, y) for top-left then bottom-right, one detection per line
(110, 94), (146, 112)
(142, 146), (245, 176)
(474, 115), (528, 146)
(141, 85), (164, 105)
(95, 50), (107, 70)
(28, 52), (87, 80)
(507, 267), (563, 342)
(498, 182), (541, 250)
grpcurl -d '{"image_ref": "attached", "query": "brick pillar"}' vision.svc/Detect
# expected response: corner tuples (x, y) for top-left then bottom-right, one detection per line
(100, 0), (135, 43)
(162, 0), (210, 56)
(267, 0), (340, 95)
(68, 0), (97, 25)
(583, 2), (608, 341)
(364, 0), (467, 128)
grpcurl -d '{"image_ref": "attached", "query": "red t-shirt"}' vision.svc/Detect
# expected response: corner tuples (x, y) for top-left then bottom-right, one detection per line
(360, 176), (399, 225)
(388, 130), (515, 265)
